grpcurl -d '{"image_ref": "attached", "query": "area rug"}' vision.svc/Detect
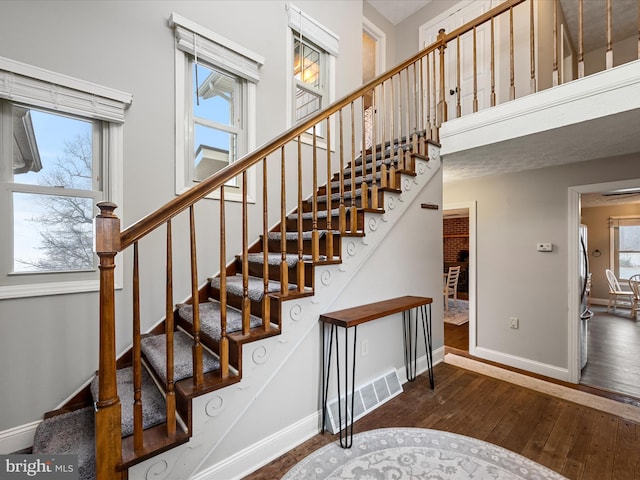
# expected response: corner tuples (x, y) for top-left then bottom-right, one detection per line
(281, 428), (567, 480)
(444, 298), (469, 325)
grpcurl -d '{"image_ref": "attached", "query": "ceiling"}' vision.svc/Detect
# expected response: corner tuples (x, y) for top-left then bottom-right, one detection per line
(366, 0), (432, 25)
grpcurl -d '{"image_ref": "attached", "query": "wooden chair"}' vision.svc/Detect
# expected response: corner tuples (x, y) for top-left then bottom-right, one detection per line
(605, 269), (634, 313)
(443, 266), (461, 311)
(628, 274), (640, 320)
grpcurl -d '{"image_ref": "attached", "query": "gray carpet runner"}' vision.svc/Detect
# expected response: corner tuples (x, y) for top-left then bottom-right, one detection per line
(140, 330), (220, 384)
(210, 273), (297, 301)
(90, 366), (166, 437)
(267, 230), (332, 241)
(33, 407), (95, 480)
(178, 299), (263, 340)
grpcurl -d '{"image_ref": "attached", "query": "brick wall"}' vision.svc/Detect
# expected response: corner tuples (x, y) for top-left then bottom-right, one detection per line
(443, 217), (469, 263)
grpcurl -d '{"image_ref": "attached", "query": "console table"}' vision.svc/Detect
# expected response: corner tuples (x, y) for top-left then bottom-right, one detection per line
(320, 295), (434, 447)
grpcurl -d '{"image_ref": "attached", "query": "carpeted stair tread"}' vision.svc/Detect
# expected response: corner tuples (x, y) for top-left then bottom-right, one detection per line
(33, 407), (95, 480)
(90, 366), (166, 437)
(178, 299), (262, 340)
(267, 230), (335, 241)
(141, 330), (220, 384)
(245, 252), (321, 266)
(288, 208), (340, 221)
(210, 274), (296, 301)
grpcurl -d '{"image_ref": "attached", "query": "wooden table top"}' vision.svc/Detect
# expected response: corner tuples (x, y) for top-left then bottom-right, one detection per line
(319, 295), (432, 328)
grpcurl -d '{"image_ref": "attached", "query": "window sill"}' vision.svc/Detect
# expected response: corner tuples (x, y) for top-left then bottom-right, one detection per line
(0, 279), (122, 300)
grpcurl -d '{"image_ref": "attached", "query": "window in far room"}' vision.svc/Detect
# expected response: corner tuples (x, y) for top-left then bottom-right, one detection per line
(611, 216), (640, 280)
(170, 13), (263, 202)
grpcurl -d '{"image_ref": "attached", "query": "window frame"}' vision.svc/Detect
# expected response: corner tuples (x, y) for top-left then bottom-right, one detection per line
(610, 216), (640, 281)
(286, 4), (339, 148)
(171, 13), (262, 203)
(0, 56), (131, 299)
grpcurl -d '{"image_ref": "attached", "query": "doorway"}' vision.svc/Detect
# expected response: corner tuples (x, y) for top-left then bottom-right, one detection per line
(577, 184), (640, 398)
(443, 201), (476, 353)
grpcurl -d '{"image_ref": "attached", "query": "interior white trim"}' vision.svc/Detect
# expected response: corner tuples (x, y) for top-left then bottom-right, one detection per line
(169, 13), (264, 83)
(0, 420), (40, 454)
(0, 56), (132, 123)
(473, 346), (570, 381)
(362, 17), (386, 74)
(286, 3), (340, 56)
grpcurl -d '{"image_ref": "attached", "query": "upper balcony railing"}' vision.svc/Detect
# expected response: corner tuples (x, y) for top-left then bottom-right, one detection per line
(93, 0), (640, 478)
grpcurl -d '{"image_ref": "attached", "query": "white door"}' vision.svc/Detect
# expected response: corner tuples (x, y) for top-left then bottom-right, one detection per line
(419, 1), (495, 120)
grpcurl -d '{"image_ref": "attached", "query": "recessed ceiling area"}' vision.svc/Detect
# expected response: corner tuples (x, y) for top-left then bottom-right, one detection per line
(366, 0), (432, 25)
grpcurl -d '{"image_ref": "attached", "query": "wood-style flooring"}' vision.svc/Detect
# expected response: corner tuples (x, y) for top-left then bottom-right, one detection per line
(580, 306), (640, 398)
(242, 362), (640, 480)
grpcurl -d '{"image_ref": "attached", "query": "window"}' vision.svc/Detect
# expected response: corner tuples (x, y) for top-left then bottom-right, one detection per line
(0, 56), (131, 299)
(611, 216), (640, 280)
(287, 4), (339, 138)
(170, 13), (263, 201)
(293, 35), (326, 122)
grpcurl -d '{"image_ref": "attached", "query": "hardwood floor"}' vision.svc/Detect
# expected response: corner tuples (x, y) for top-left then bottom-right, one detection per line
(581, 305), (640, 398)
(242, 362), (640, 480)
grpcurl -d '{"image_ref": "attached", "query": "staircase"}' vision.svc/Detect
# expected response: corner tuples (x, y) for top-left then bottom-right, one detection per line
(32, 130), (441, 479)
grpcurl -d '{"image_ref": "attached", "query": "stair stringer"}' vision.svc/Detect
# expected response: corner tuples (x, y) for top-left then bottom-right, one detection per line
(127, 145), (441, 480)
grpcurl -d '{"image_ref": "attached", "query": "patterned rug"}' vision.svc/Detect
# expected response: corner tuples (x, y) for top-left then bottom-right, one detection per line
(444, 298), (469, 325)
(281, 428), (567, 479)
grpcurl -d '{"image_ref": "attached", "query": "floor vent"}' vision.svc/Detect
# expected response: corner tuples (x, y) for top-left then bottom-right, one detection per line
(325, 369), (403, 434)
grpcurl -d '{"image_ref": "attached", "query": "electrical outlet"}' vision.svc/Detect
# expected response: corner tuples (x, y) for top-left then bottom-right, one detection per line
(510, 317), (519, 329)
(536, 243), (553, 252)
(361, 339), (369, 356)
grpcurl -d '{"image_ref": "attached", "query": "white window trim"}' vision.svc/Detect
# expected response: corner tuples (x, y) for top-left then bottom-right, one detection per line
(0, 56), (131, 299)
(609, 215), (640, 280)
(171, 13), (261, 203)
(285, 4), (338, 150)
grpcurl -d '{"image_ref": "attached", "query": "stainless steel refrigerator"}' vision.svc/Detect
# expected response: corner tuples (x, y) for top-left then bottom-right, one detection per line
(579, 224), (593, 370)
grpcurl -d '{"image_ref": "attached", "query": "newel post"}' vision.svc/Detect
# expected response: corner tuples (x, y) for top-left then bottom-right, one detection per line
(437, 28), (448, 130)
(94, 202), (124, 480)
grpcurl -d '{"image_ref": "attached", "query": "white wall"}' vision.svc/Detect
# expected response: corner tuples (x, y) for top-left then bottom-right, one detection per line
(444, 154), (640, 373)
(0, 0), (362, 433)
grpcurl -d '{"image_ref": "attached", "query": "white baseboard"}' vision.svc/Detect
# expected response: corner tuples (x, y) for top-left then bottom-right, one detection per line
(193, 348), (445, 480)
(0, 420), (40, 454)
(472, 346), (569, 381)
(190, 411), (320, 480)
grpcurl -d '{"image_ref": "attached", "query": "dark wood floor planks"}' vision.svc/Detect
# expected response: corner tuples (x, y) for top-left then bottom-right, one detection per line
(242, 363), (640, 480)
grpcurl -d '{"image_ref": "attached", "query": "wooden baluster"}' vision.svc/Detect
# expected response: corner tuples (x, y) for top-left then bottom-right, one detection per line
(426, 53), (432, 140)
(437, 28), (448, 130)
(165, 221), (176, 433)
(389, 75), (395, 164)
(338, 111), (347, 234)
(325, 119), (334, 256)
(419, 58), (426, 153)
(349, 103), (358, 233)
(296, 139), (305, 291)
(380, 84), (389, 189)
(456, 35), (461, 118)
(553, 0), (559, 86)
(530, 0), (537, 92)
(360, 97), (369, 210)
(473, 27), (479, 112)
(606, 0), (613, 69)
(509, 7), (516, 99)
(261, 160), (270, 324)
(242, 171), (250, 333)
(280, 146), (289, 295)
(312, 126), (320, 261)
(370, 91), (378, 209)
(578, 0), (584, 78)
(431, 50), (437, 140)
(132, 242), (143, 451)
(490, 17), (496, 107)
(189, 205), (203, 388)
(398, 71), (406, 170)
(95, 202), (123, 480)
(219, 186), (230, 375)
(404, 66), (411, 152)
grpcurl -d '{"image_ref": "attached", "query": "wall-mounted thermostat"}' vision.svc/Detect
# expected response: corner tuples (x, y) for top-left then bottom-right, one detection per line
(536, 243), (553, 252)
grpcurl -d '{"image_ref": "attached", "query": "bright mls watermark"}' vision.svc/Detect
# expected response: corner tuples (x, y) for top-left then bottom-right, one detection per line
(0, 455), (77, 480)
